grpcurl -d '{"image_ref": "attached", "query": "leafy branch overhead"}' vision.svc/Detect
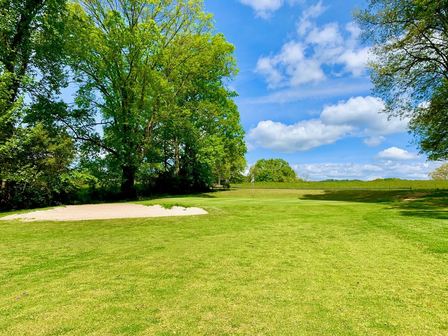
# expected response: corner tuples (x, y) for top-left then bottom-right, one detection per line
(358, 0), (448, 160)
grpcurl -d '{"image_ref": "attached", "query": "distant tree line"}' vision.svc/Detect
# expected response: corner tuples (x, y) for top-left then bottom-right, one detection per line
(0, 0), (246, 209)
(430, 163), (448, 181)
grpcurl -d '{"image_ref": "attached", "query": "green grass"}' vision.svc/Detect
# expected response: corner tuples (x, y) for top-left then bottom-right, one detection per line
(233, 179), (448, 190)
(0, 189), (447, 335)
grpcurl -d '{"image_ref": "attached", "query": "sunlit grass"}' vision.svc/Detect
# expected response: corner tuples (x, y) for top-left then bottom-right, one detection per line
(0, 189), (447, 335)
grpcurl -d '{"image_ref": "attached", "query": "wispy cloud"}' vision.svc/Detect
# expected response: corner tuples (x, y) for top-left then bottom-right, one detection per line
(297, 1), (326, 35)
(255, 2), (371, 88)
(241, 79), (372, 104)
(239, 0), (302, 18)
(364, 136), (385, 147)
(293, 161), (439, 181)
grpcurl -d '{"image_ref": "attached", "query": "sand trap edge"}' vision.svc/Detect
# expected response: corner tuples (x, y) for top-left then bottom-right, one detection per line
(0, 204), (208, 222)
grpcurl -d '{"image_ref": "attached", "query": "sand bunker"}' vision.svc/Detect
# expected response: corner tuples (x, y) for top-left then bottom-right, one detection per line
(0, 203), (208, 222)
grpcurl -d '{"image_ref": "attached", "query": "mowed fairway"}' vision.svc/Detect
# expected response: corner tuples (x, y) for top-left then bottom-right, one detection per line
(0, 189), (447, 335)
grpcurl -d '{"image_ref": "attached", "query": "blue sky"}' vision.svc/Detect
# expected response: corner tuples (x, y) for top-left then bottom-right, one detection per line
(203, 0), (441, 180)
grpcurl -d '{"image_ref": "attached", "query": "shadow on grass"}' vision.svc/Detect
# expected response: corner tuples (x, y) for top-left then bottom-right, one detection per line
(395, 191), (448, 220)
(140, 190), (220, 201)
(300, 190), (448, 220)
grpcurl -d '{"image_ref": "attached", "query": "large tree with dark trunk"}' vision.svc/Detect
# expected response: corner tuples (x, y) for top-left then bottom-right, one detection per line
(65, 0), (239, 198)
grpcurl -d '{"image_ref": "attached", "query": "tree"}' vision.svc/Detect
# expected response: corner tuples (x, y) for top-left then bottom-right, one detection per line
(0, 0), (76, 209)
(357, 0), (448, 160)
(249, 159), (298, 183)
(0, 124), (76, 209)
(0, 0), (67, 138)
(430, 163), (448, 180)
(410, 83), (448, 160)
(150, 34), (246, 190)
(64, 0), (243, 198)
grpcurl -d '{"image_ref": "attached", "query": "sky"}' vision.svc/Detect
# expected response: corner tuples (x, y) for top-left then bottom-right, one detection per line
(203, 0), (443, 180)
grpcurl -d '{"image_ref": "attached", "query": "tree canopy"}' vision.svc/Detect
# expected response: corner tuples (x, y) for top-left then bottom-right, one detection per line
(357, 0), (448, 160)
(0, 0), (67, 119)
(0, 0), (246, 208)
(249, 159), (298, 183)
(61, 0), (245, 198)
(0, 0), (77, 209)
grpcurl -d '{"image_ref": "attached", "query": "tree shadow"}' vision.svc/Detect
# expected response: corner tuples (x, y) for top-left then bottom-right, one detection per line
(300, 190), (448, 220)
(394, 191), (448, 220)
(141, 190), (219, 201)
(300, 190), (415, 203)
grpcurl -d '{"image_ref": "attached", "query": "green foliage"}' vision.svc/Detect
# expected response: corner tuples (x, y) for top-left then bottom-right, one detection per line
(0, 0), (246, 207)
(249, 159), (298, 183)
(357, 0), (448, 160)
(430, 163), (448, 181)
(0, 0), (76, 209)
(64, 0), (246, 197)
(0, 124), (81, 209)
(410, 82), (448, 160)
(0, 0), (68, 122)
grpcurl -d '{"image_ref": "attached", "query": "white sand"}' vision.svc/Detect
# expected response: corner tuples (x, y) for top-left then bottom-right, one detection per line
(0, 203), (208, 222)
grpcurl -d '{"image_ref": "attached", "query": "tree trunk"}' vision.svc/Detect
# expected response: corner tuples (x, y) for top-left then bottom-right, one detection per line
(174, 140), (180, 176)
(121, 165), (137, 199)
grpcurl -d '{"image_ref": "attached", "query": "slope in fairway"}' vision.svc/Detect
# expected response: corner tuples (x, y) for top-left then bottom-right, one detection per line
(0, 189), (447, 335)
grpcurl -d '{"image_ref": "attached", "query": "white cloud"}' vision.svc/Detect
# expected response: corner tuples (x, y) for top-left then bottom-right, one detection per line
(306, 23), (343, 46)
(256, 42), (325, 88)
(364, 136), (385, 147)
(242, 78), (372, 104)
(297, 1), (326, 35)
(247, 96), (409, 153)
(293, 161), (438, 181)
(240, 0), (300, 18)
(256, 2), (371, 88)
(377, 147), (418, 161)
(248, 120), (351, 152)
(345, 22), (362, 41)
(256, 57), (284, 88)
(338, 47), (371, 76)
(320, 96), (409, 135)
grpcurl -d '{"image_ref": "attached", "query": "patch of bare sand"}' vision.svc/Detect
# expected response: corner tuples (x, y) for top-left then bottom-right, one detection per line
(0, 203), (208, 222)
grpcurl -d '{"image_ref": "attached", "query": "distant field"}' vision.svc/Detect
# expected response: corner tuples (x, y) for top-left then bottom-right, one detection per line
(1, 188), (447, 335)
(233, 179), (448, 190)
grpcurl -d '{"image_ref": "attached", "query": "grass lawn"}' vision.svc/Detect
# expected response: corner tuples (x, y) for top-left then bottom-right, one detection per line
(0, 189), (447, 335)
(233, 180), (448, 190)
